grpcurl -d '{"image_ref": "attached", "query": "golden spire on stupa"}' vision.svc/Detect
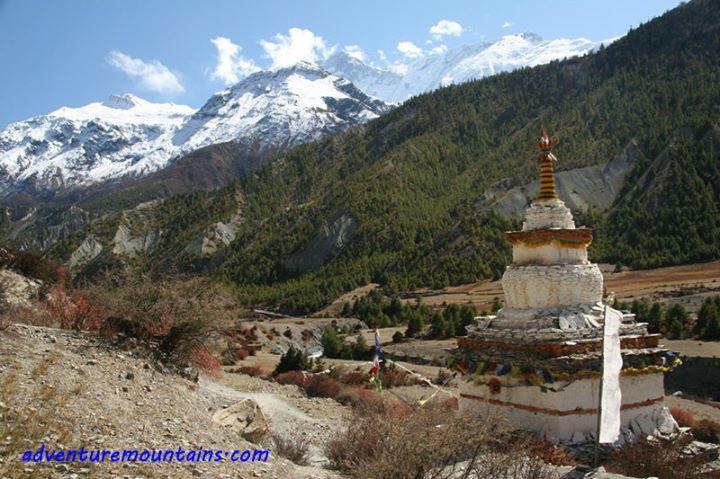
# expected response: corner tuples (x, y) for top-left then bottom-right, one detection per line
(535, 129), (558, 202)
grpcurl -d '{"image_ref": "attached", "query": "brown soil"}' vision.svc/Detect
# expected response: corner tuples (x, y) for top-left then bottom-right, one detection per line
(662, 340), (720, 358)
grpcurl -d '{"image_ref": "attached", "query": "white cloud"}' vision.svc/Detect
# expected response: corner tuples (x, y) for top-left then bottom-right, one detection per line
(501, 21), (514, 29)
(429, 20), (464, 39)
(259, 28), (333, 69)
(431, 45), (448, 55)
(343, 44), (365, 61)
(209, 37), (260, 85)
(377, 49), (387, 61)
(397, 41), (423, 59)
(107, 51), (184, 94)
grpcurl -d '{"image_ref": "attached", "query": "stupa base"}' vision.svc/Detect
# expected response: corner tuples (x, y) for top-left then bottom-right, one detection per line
(458, 373), (677, 443)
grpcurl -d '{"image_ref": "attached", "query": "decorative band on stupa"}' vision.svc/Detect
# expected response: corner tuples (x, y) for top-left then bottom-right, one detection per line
(536, 130), (558, 202)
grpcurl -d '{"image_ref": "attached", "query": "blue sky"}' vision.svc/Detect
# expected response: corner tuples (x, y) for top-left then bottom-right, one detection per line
(0, 0), (683, 128)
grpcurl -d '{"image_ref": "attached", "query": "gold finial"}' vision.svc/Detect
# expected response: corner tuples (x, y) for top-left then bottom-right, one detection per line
(535, 129), (558, 202)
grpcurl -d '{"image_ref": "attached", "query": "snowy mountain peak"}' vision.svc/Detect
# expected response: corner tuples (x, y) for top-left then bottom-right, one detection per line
(102, 93), (146, 109)
(0, 67), (388, 196)
(322, 32), (608, 104)
(172, 62), (389, 154)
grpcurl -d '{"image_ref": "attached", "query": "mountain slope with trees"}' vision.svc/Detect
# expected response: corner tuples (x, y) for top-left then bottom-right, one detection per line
(14, 0), (720, 313)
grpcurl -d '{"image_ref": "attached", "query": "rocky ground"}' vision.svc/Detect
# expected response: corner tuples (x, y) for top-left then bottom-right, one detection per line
(0, 323), (345, 479)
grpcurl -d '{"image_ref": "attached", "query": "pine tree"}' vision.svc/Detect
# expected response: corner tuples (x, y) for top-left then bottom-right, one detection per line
(274, 347), (309, 375)
(353, 333), (370, 360)
(699, 300), (720, 340)
(646, 303), (664, 334)
(665, 304), (690, 339)
(694, 298), (715, 336)
(406, 314), (424, 338)
(321, 326), (343, 358)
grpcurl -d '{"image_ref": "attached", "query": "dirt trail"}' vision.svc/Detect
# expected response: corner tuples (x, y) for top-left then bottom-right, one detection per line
(200, 378), (316, 429)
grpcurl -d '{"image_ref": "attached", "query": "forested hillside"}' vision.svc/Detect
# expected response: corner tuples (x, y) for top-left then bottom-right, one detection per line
(36, 0), (720, 312)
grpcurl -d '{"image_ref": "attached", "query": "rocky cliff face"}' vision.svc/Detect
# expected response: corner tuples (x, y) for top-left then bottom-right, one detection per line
(480, 142), (644, 218)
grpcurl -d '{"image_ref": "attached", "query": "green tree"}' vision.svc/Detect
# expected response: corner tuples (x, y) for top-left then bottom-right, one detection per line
(646, 302), (665, 334)
(406, 314), (424, 338)
(321, 326), (343, 358)
(353, 333), (370, 360)
(697, 298), (720, 340)
(274, 347), (309, 375)
(665, 304), (690, 339)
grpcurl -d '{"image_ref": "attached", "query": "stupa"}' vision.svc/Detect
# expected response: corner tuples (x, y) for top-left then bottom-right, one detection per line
(453, 131), (680, 443)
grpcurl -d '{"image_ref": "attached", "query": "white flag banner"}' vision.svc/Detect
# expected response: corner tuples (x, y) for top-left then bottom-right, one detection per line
(599, 306), (623, 443)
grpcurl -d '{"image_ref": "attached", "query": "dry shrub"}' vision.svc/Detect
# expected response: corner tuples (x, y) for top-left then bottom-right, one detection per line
(607, 435), (713, 479)
(671, 407), (698, 428)
(275, 370), (305, 387)
(523, 436), (576, 467)
(239, 327), (259, 342)
(693, 419), (720, 444)
(235, 347), (250, 360)
(326, 402), (555, 479)
(379, 367), (415, 388)
(95, 274), (235, 367)
(303, 375), (341, 398)
(338, 370), (368, 386)
(271, 432), (310, 465)
(335, 386), (384, 408)
(234, 365), (267, 378)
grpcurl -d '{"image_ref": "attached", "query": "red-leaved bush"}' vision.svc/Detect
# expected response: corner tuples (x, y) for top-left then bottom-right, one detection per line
(275, 370), (306, 387)
(335, 386), (383, 408)
(234, 365), (267, 378)
(670, 407), (697, 428)
(45, 286), (107, 331)
(190, 347), (221, 376)
(303, 375), (341, 398)
(337, 370), (368, 386)
(380, 368), (415, 388)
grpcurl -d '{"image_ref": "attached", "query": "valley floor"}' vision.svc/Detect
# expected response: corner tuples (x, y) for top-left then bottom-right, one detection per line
(319, 261), (720, 315)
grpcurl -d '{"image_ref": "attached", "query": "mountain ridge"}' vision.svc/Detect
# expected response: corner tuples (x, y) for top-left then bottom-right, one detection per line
(0, 63), (388, 200)
(322, 33), (607, 103)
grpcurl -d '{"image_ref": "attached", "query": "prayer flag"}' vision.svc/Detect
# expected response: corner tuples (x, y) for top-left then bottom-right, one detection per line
(599, 306), (623, 443)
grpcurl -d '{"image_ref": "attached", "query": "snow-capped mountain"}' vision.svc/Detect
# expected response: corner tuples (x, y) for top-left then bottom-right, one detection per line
(0, 94), (194, 193)
(323, 33), (607, 103)
(0, 64), (388, 195)
(173, 62), (388, 154)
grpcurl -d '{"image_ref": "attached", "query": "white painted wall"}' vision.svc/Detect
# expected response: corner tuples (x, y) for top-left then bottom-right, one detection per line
(502, 263), (603, 308)
(459, 374), (665, 442)
(512, 243), (589, 265)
